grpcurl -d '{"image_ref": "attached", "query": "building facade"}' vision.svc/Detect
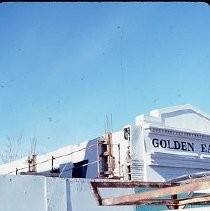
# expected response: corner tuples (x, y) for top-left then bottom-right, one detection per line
(1, 104), (210, 182)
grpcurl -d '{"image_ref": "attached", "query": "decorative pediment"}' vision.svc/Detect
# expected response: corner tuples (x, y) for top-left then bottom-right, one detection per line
(136, 104), (210, 134)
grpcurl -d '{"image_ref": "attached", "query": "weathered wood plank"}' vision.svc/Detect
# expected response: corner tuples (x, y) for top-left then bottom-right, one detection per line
(91, 181), (178, 188)
(102, 180), (210, 205)
(177, 194), (210, 206)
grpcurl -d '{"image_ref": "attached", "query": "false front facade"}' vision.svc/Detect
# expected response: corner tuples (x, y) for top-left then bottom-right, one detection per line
(1, 104), (210, 182)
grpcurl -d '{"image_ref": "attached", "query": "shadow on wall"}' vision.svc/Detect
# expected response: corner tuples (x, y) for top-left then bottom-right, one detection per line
(59, 138), (99, 179)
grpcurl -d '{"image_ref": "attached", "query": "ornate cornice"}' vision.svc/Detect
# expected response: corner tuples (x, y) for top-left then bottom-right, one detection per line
(145, 126), (210, 140)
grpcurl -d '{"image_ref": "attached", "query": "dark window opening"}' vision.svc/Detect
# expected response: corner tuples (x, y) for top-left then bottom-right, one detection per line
(72, 160), (88, 178)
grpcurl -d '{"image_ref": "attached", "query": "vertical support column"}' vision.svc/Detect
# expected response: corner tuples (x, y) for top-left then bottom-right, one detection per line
(124, 127), (131, 180)
(167, 195), (179, 210)
(27, 154), (37, 172)
(118, 144), (121, 177)
(99, 132), (115, 178)
(107, 133), (113, 177)
(51, 156), (55, 173)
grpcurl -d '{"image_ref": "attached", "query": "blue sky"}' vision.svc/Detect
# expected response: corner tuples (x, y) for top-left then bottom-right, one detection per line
(0, 2), (210, 155)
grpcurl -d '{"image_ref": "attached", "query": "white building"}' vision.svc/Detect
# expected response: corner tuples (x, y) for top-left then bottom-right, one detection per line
(1, 104), (210, 182)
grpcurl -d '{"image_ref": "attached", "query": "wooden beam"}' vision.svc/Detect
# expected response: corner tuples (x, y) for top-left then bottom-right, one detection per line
(90, 182), (102, 205)
(102, 199), (174, 206)
(102, 180), (210, 206)
(91, 181), (178, 188)
(177, 194), (210, 206)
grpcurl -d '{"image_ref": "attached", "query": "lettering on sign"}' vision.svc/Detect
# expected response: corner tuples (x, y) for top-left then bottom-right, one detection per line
(152, 138), (210, 153)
